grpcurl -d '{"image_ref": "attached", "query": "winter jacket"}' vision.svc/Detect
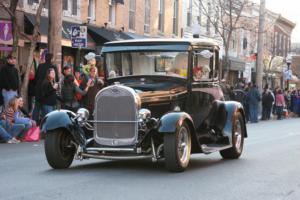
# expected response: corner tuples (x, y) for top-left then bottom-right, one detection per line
(61, 82), (87, 104)
(81, 77), (104, 114)
(40, 80), (57, 106)
(275, 94), (285, 107)
(262, 90), (274, 108)
(35, 62), (59, 102)
(0, 63), (19, 91)
(247, 87), (261, 106)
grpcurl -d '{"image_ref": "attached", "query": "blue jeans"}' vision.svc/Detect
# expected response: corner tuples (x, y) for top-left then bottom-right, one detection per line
(1, 120), (25, 138)
(0, 120), (13, 142)
(41, 105), (54, 119)
(32, 101), (42, 122)
(2, 89), (18, 107)
(249, 104), (259, 123)
(276, 106), (284, 120)
(15, 118), (33, 137)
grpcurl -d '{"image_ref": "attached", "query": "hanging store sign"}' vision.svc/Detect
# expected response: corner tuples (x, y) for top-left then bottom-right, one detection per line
(0, 20), (13, 45)
(71, 25), (87, 48)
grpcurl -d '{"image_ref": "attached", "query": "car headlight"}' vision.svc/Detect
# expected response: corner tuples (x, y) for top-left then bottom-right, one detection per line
(139, 109), (151, 120)
(77, 108), (89, 122)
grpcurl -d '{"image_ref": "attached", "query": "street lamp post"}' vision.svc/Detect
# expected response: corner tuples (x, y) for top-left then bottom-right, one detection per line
(256, 0), (266, 93)
(287, 63), (290, 89)
(286, 55), (292, 90)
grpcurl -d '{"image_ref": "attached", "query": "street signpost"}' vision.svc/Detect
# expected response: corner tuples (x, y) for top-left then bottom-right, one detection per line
(71, 25), (87, 70)
(285, 55), (292, 89)
(71, 25), (87, 48)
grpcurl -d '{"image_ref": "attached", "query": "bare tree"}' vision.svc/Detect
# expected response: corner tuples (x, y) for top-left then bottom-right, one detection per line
(20, 0), (46, 108)
(194, 0), (253, 78)
(1, 0), (45, 108)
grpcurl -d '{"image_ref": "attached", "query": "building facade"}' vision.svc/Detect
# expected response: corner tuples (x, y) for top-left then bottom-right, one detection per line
(1, 0), (183, 70)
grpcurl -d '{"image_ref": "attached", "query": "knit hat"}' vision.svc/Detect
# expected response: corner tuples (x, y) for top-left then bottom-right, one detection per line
(84, 52), (96, 61)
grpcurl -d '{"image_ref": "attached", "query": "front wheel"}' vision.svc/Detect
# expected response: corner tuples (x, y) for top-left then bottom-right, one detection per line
(220, 112), (245, 159)
(44, 129), (76, 169)
(164, 122), (191, 172)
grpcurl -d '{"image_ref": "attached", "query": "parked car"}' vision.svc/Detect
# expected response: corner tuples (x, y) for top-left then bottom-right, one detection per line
(42, 38), (247, 172)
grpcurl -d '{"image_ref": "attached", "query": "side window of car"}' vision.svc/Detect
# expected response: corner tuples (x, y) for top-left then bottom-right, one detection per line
(193, 50), (214, 81)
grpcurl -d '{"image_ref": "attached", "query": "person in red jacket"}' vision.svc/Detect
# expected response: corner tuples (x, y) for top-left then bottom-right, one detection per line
(275, 89), (286, 120)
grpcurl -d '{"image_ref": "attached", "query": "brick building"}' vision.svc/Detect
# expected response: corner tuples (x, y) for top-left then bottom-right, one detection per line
(1, 0), (182, 69)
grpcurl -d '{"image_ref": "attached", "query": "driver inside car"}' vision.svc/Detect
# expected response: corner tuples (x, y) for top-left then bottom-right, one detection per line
(193, 67), (203, 81)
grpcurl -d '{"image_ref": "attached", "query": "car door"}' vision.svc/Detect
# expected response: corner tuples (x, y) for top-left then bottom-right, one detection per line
(187, 48), (223, 132)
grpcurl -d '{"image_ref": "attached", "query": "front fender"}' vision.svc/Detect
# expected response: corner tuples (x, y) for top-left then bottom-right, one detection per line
(41, 110), (87, 146)
(158, 112), (194, 134)
(224, 101), (248, 140)
(41, 110), (75, 133)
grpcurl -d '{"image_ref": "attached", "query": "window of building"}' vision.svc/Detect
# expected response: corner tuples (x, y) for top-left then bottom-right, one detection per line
(88, 0), (95, 20)
(187, 0), (192, 27)
(278, 33), (282, 55)
(231, 31), (236, 49)
(129, 0), (136, 30)
(172, 0), (178, 35)
(63, 0), (68, 10)
(28, 0), (39, 5)
(158, 0), (164, 32)
(283, 35), (286, 56)
(144, 0), (151, 34)
(197, 3), (202, 26)
(243, 38), (247, 50)
(109, 3), (116, 27)
(72, 0), (77, 15)
(206, 2), (211, 33)
(62, 0), (77, 16)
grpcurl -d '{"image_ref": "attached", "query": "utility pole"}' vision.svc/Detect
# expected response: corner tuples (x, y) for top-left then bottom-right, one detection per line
(48, 0), (62, 75)
(256, 0), (266, 92)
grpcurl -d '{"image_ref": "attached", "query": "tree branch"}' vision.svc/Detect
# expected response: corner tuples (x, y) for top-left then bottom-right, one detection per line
(0, 2), (14, 17)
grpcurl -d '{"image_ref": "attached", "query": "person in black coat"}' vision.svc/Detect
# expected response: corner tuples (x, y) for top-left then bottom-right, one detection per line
(261, 88), (274, 120)
(32, 53), (58, 123)
(40, 68), (59, 118)
(0, 55), (19, 107)
(61, 74), (91, 112)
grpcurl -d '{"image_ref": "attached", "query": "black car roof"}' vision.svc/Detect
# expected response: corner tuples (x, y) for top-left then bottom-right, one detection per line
(104, 38), (220, 48)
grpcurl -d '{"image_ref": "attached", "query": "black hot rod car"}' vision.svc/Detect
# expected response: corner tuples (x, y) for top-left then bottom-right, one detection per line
(42, 38), (247, 172)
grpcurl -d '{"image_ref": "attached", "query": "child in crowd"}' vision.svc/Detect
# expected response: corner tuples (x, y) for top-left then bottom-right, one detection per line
(14, 97), (36, 135)
(1, 97), (25, 139)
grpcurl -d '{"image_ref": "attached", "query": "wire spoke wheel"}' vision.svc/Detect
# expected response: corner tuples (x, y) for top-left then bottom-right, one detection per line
(220, 112), (245, 159)
(164, 122), (191, 172)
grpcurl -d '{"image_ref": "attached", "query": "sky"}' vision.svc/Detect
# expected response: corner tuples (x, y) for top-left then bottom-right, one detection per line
(253, 0), (300, 43)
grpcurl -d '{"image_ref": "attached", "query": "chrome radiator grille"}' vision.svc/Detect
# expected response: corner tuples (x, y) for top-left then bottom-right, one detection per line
(94, 86), (138, 146)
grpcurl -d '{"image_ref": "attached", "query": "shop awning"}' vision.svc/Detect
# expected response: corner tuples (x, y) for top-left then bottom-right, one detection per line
(24, 14), (95, 49)
(122, 32), (148, 39)
(228, 56), (246, 71)
(87, 25), (132, 42)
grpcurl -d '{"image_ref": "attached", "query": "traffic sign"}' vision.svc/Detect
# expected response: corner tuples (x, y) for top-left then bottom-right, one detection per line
(71, 38), (87, 48)
(71, 25), (87, 48)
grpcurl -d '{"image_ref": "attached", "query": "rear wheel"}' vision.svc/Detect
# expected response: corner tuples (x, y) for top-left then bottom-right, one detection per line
(164, 122), (191, 172)
(44, 129), (76, 169)
(220, 112), (245, 159)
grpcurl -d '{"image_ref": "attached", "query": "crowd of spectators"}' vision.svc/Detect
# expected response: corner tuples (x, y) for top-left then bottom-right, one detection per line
(232, 82), (300, 123)
(0, 52), (104, 144)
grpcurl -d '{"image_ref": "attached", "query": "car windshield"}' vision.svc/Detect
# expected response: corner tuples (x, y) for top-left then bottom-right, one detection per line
(105, 51), (188, 79)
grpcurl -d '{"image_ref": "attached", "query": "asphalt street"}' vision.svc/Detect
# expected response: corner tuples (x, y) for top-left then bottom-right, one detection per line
(0, 118), (300, 200)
